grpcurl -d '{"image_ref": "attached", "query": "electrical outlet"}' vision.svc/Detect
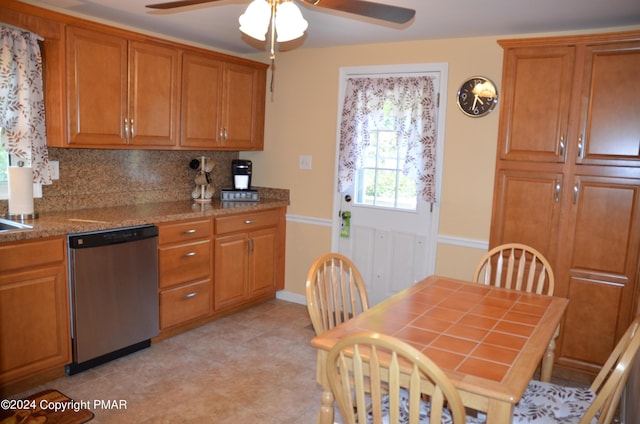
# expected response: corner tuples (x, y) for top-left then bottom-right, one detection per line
(50, 160), (59, 180)
(299, 155), (312, 170)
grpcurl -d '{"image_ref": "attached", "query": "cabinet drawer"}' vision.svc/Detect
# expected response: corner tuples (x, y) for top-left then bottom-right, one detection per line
(215, 209), (280, 235)
(159, 240), (210, 288)
(159, 280), (211, 329)
(0, 237), (64, 273)
(158, 219), (210, 245)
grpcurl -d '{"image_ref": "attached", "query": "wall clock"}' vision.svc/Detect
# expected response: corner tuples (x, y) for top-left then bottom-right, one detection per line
(456, 76), (499, 117)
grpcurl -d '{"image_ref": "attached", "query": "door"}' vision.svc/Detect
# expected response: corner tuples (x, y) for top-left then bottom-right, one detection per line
(497, 45), (575, 163)
(214, 233), (249, 309)
(220, 62), (266, 150)
(576, 41), (640, 167)
(555, 175), (640, 374)
(128, 41), (179, 147)
(66, 26), (127, 146)
(489, 168), (563, 261)
(249, 227), (277, 296)
(180, 52), (223, 148)
(333, 64), (447, 306)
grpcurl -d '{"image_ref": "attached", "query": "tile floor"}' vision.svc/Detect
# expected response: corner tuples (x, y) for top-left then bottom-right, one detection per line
(12, 300), (325, 423)
(10, 298), (595, 424)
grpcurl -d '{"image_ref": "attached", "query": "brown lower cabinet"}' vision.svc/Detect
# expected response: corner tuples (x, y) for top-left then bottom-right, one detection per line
(157, 218), (213, 331)
(156, 207), (285, 335)
(214, 209), (281, 311)
(0, 237), (71, 391)
(491, 30), (640, 378)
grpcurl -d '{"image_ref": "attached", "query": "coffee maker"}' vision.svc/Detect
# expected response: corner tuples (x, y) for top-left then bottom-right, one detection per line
(221, 160), (259, 202)
(231, 159), (252, 190)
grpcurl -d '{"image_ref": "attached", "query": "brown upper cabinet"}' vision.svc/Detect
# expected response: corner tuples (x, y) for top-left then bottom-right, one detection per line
(66, 26), (180, 148)
(180, 52), (266, 150)
(491, 31), (640, 379)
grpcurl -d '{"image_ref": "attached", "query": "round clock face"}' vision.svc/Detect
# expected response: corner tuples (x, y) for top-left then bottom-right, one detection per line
(457, 76), (499, 117)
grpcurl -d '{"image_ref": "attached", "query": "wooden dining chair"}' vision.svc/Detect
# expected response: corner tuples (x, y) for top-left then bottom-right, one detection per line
(326, 331), (472, 424)
(513, 315), (640, 424)
(472, 243), (555, 295)
(305, 253), (369, 336)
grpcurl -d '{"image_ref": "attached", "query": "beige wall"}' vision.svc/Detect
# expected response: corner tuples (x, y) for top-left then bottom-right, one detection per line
(241, 27), (639, 299)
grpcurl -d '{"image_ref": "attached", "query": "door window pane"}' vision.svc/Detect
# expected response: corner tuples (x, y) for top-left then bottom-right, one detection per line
(355, 128), (417, 211)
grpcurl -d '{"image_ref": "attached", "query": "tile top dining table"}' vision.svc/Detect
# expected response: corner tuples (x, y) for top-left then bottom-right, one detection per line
(311, 275), (569, 424)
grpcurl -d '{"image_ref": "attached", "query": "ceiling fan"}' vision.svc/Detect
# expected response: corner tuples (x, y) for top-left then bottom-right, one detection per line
(146, 0), (416, 25)
(146, 0), (416, 90)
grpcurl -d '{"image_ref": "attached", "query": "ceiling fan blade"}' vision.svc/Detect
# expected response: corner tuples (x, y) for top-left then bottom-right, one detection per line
(146, 0), (224, 10)
(303, 0), (415, 24)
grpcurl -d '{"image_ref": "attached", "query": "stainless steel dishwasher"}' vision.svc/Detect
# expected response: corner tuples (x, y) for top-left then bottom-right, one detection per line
(67, 225), (159, 375)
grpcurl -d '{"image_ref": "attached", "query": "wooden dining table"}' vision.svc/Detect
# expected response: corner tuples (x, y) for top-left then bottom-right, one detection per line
(311, 275), (569, 424)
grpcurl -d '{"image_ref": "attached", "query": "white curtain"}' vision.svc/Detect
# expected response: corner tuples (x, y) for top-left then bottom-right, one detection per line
(338, 76), (437, 202)
(0, 24), (51, 184)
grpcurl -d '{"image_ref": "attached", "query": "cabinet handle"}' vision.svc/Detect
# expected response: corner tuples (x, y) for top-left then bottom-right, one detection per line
(181, 229), (197, 234)
(559, 135), (565, 157)
(577, 134), (584, 159)
(182, 292), (197, 299)
(223, 128), (228, 140)
(245, 219), (256, 224)
(130, 119), (135, 138)
(124, 118), (129, 139)
(555, 182), (561, 203)
(573, 182), (580, 204)
(183, 252), (197, 257)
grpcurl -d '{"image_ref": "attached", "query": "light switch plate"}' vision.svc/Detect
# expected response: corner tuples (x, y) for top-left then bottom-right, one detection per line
(299, 155), (312, 170)
(50, 160), (59, 180)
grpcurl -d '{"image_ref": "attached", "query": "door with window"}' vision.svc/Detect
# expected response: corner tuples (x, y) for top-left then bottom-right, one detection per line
(333, 64), (447, 306)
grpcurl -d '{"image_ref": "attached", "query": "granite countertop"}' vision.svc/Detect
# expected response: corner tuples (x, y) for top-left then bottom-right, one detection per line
(0, 198), (289, 243)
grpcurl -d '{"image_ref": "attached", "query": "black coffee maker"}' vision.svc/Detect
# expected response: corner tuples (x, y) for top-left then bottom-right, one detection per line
(231, 159), (252, 190)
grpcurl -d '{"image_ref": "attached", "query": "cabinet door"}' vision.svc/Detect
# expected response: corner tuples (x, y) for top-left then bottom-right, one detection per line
(249, 227), (277, 296)
(0, 265), (70, 385)
(489, 169), (563, 261)
(128, 41), (180, 146)
(180, 52), (223, 148)
(577, 42), (640, 166)
(214, 233), (248, 310)
(220, 62), (265, 150)
(497, 45), (575, 163)
(66, 26), (128, 146)
(555, 175), (640, 373)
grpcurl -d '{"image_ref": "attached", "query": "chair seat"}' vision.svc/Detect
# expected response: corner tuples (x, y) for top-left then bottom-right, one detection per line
(370, 389), (487, 424)
(513, 380), (597, 424)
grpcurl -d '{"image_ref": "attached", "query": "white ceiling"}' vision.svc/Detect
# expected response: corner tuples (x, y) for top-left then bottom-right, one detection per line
(18, 0), (640, 55)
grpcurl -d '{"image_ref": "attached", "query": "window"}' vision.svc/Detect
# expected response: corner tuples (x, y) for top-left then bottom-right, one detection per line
(355, 127), (417, 211)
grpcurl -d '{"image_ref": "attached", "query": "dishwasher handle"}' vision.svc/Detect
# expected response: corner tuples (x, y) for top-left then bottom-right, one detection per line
(69, 225), (158, 249)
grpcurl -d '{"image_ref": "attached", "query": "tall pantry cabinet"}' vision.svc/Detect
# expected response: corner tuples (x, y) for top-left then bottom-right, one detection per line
(490, 31), (640, 377)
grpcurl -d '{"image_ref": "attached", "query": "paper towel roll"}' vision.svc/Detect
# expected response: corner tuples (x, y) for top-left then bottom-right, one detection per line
(8, 166), (34, 216)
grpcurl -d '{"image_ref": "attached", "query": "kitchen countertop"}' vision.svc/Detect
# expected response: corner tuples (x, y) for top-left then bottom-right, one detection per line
(0, 198), (289, 243)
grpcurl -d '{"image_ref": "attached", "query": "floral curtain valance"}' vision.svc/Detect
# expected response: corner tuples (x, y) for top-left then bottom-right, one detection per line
(0, 24), (51, 184)
(338, 75), (437, 203)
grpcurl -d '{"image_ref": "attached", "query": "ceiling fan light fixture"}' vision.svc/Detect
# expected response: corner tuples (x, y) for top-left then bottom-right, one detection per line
(275, 1), (308, 42)
(239, 0), (271, 41)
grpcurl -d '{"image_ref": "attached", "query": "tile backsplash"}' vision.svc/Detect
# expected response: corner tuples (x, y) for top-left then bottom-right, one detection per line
(1, 148), (239, 214)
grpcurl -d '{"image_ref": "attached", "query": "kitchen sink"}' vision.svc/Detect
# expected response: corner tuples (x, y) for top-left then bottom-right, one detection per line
(0, 218), (33, 232)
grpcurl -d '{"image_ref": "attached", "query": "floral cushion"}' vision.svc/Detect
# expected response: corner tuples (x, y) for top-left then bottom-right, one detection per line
(512, 380), (597, 424)
(367, 388), (486, 424)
